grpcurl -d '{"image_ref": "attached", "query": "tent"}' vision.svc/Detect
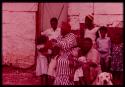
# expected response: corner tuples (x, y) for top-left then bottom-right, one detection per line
(2, 3), (68, 69)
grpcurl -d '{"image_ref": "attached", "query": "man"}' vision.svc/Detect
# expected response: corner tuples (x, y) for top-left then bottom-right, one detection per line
(84, 15), (100, 48)
(41, 17), (61, 63)
(41, 17), (61, 41)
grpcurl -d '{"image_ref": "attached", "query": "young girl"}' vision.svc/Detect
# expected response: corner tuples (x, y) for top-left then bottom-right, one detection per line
(36, 35), (49, 85)
(96, 26), (111, 72)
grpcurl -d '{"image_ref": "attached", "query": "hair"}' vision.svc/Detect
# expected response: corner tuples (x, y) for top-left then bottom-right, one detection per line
(37, 35), (48, 45)
(84, 38), (93, 43)
(99, 26), (108, 33)
(50, 17), (58, 23)
(79, 38), (93, 56)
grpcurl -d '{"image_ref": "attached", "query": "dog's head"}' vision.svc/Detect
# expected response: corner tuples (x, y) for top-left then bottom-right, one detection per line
(97, 72), (113, 85)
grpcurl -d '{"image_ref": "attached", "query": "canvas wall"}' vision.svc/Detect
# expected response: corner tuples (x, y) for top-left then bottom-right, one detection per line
(2, 3), (38, 69)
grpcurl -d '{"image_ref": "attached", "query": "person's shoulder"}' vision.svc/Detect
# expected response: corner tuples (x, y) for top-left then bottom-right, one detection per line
(97, 37), (101, 40)
(105, 37), (111, 41)
(78, 56), (86, 59)
(96, 37), (101, 42)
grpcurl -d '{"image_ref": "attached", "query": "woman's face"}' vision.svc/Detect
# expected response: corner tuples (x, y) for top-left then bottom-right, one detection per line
(61, 22), (71, 36)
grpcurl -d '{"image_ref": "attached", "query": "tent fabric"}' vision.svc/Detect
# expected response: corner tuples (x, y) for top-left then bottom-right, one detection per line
(40, 3), (68, 31)
(2, 3), (38, 69)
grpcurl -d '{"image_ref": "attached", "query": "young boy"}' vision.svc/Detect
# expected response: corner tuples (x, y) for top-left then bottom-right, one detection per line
(79, 38), (101, 85)
(96, 26), (111, 72)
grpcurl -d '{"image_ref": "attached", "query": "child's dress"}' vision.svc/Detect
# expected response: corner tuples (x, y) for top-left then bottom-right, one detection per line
(36, 48), (48, 76)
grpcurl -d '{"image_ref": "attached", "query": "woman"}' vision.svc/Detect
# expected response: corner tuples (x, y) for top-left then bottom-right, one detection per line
(53, 22), (77, 85)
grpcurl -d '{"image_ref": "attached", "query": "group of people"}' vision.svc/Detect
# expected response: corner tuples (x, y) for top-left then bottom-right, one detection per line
(35, 15), (123, 85)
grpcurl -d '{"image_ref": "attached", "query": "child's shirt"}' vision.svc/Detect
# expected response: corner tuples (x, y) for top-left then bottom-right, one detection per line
(96, 37), (111, 58)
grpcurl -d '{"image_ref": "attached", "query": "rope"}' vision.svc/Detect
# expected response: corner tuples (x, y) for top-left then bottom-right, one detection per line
(58, 4), (64, 21)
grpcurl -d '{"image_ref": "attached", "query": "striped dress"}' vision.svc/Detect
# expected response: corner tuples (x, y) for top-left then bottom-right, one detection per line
(54, 33), (77, 85)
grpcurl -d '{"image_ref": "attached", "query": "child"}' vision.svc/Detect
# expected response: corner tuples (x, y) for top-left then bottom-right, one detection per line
(73, 55), (87, 85)
(96, 26), (111, 72)
(47, 46), (60, 85)
(36, 35), (50, 85)
(79, 38), (101, 85)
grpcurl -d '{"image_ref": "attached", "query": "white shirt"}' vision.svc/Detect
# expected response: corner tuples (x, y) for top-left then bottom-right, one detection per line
(41, 27), (61, 40)
(84, 27), (99, 44)
(96, 37), (111, 58)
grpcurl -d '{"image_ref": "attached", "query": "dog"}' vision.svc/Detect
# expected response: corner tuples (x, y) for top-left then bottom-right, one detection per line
(92, 72), (113, 85)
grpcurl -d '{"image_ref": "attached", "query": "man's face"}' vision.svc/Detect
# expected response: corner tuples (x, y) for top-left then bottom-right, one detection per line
(51, 21), (58, 30)
(85, 18), (94, 29)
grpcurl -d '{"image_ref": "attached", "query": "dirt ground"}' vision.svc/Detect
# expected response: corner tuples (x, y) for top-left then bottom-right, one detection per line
(2, 65), (122, 85)
(2, 66), (42, 85)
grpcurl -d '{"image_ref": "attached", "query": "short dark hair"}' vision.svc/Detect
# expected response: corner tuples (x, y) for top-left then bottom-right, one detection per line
(37, 35), (48, 45)
(50, 17), (58, 23)
(79, 38), (92, 48)
(99, 26), (108, 32)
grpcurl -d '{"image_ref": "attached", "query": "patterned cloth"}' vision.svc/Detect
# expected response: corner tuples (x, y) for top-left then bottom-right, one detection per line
(56, 33), (77, 51)
(54, 33), (77, 85)
(111, 43), (123, 71)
